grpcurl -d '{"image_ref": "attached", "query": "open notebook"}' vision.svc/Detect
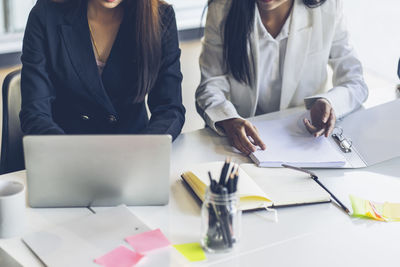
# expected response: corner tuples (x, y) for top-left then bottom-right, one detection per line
(181, 162), (330, 211)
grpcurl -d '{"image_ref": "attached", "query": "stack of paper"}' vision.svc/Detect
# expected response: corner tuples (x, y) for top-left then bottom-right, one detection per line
(250, 113), (346, 168)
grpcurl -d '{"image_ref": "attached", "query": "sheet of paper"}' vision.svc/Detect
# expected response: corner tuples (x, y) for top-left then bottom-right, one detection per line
(94, 246), (143, 267)
(125, 229), (170, 253)
(173, 243), (206, 262)
(250, 113), (346, 167)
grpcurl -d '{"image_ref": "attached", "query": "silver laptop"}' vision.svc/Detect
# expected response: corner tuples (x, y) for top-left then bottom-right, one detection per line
(23, 135), (171, 208)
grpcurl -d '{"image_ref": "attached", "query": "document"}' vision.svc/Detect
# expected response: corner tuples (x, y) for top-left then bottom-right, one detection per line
(23, 205), (150, 267)
(250, 113), (346, 167)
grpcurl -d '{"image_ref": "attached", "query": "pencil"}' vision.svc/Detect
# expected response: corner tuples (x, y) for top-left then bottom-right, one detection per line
(311, 177), (350, 214)
(208, 171), (215, 192)
(281, 164), (350, 214)
(219, 158), (231, 186)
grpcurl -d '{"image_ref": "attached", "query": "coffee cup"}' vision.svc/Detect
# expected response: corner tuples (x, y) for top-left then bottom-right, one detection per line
(0, 180), (25, 238)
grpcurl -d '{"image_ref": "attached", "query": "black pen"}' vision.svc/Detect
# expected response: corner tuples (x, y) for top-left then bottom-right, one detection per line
(282, 164), (350, 214)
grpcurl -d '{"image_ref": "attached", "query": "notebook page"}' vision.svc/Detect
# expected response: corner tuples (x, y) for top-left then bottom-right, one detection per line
(182, 162), (272, 203)
(240, 164), (330, 206)
(250, 113), (346, 167)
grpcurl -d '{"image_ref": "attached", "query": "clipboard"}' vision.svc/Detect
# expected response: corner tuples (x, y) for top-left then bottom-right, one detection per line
(329, 99), (400, 168)
(249, 99), (400, 169)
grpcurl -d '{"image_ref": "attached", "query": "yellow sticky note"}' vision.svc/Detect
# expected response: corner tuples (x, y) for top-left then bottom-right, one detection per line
(383, 203), (400, 221)
(173, 243), (206, 262)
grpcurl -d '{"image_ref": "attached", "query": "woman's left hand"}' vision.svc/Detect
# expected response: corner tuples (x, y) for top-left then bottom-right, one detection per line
(303, 98), (336, 138)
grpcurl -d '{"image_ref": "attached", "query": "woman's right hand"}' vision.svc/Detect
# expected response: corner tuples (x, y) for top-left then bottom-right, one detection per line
(216, 118), (266, 155)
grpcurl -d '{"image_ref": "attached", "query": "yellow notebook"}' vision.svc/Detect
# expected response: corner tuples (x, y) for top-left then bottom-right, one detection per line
(181, 162), (331, 211)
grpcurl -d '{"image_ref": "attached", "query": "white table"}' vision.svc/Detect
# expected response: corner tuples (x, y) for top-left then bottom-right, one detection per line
(1, 108), (400, 267)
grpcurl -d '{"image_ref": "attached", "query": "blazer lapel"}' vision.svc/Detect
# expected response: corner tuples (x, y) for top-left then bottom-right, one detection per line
(247, 6), (261, 117)
(58, 4), (116, 114)
(280, 1), (313, 109)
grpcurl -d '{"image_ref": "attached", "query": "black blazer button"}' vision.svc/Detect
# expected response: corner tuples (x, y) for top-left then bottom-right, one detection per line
(81, 115), (90, 121)
(108, 115), (117, 123)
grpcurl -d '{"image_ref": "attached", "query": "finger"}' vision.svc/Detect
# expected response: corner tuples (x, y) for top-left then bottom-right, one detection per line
(303, 118), (318, 134)
(316, 99), (331, 124)
(238, 127), (257, 153)
(321, 105), (331, 124)
(325, 111), (336, 137)
(314, 127), (325, 137)
(305, 118), (325, 137)
(226, 132), (245, 154)
(246, 124), (266, 150)
(232, 134), (251, 155)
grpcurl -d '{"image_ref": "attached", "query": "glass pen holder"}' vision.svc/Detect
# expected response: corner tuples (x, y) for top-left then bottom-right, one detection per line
(201, 187), (241, 253)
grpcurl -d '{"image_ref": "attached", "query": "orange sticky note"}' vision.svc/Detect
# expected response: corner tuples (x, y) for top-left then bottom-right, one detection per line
(94, 246), (144, 267)
(125, 229), (171, 253)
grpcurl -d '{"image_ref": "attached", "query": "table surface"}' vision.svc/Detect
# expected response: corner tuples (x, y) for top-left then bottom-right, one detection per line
(1, 102), (400, 267)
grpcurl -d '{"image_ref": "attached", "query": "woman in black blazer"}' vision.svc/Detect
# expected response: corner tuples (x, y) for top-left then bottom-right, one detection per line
(20, 0), (185, 140)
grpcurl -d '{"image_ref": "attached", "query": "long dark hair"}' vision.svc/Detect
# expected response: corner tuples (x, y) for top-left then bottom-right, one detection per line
(53, 0), (163, 102)
(208, 0), (327, 85)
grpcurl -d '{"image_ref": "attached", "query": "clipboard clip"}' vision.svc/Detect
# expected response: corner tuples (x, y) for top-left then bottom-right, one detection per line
(332, 127), (352, 153)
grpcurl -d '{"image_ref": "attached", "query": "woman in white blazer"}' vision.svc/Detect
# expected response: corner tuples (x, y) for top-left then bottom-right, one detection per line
(196, 0), (368, 154)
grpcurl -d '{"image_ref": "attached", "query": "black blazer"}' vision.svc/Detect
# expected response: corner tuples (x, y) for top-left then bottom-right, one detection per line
(20, 0), (185, 140)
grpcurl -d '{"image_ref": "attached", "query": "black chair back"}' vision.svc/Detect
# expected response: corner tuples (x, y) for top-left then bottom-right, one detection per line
(1, 69), (24, 174)
(398, 58), (400, 79)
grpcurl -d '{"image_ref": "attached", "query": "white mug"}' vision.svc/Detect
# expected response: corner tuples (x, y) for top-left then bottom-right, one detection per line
(0, 180), (25, 238)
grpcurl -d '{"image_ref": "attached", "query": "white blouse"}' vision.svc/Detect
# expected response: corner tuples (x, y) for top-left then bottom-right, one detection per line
(256, 6), (292, 115)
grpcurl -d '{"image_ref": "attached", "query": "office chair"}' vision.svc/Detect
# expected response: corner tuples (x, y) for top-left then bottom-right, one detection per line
(398, 58), (400, 79)
(397, 58), (400, 95)
(1, 69), (24, 174)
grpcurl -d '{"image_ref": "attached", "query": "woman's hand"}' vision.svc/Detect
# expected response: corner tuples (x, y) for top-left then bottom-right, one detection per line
(304, 98), (336, 138)
(216, 118), (266, 155)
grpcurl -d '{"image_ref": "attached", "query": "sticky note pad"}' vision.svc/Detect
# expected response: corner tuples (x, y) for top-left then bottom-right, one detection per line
(350, 195), (400, 222)
(125, 228), (171, 253)
(94, 246), (144, 267)
(173, 243), (206, 262)
(350, 195), (385, 221)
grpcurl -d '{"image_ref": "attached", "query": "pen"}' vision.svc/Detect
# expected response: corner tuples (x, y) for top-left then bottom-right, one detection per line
(281, 164), (350, 214)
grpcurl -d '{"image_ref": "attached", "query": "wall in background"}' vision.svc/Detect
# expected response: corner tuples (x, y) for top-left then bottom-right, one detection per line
(167, 0), (207, 30)
(0, 0), (4, 34)
(344, 0), (399, 84)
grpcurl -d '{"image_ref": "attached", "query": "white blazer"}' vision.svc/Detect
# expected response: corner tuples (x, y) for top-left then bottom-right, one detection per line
(196, 0), (368, 134)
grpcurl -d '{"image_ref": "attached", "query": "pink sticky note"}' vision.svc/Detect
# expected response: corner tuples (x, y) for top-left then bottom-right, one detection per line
(94, 246), (144, 267)
(125, 229), (171, 253)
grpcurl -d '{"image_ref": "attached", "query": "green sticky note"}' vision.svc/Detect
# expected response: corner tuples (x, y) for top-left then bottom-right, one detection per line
(350, 195), (367, 217)
(173, 243), (206, 262)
